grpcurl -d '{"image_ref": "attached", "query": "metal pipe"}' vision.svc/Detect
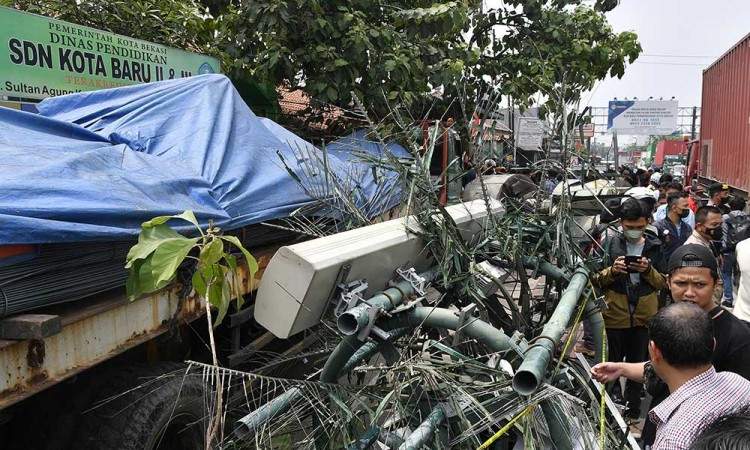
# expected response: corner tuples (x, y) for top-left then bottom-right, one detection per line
(524, 256), (570, 282)
(397, 406), (445, 450)
(583, 295), (605, 363)
(337, 267), (440, 336)
(234, 387), (302, 439)
(512, 267), (589, 396)
(320, 335), (366, 383)
(348, 427), (380, 450)
(541, 400), (573, 450)
(381, 307), (513, 353)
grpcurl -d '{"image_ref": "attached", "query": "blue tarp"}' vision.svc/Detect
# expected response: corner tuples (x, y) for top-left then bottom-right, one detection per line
(0, 74), (408, 244)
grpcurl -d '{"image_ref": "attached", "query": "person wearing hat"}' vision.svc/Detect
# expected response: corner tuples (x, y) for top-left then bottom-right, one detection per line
(707, 182), (731, 214)
(591, 244), (750, 445)
(591, 197), (668, 419)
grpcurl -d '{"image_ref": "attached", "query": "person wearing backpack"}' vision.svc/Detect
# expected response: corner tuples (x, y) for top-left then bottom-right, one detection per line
(721, 197), (749, 307)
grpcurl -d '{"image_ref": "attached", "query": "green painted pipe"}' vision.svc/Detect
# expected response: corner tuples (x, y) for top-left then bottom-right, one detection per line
(512, 267), (590, 396)
(397, 406), (445, 450)
(583, 296), (605, 363)
(340, 328), (410, 375)
(234, 387), (302, 439)
(320, 335), (366, 383)
(347, 427), (380, 450)
(337, 267), (441, 336)
(541, 400), (573, 450)
(525, 256), (570, 282)
(380, 307), (513, 353)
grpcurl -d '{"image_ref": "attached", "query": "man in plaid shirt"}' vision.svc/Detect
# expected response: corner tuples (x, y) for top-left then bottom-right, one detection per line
(645, 302), (750, 449)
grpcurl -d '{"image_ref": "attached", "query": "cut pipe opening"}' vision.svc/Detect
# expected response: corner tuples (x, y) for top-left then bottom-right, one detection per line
(512, 370), (539, 397)
(337, 312), (360, 336)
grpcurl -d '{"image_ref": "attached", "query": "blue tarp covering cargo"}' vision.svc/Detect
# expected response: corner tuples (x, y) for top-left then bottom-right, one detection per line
(0, 75), (407, 244)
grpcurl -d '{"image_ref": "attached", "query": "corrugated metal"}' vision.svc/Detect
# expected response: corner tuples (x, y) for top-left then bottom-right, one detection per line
(654, 140), (687, 166)
(701, 33), (750, 194)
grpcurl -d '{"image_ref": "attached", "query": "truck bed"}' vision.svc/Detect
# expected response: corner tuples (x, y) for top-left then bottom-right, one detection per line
(0, 246), (277, 410)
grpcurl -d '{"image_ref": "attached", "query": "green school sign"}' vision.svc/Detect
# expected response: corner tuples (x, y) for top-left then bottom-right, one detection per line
(0, 6), (221, 99)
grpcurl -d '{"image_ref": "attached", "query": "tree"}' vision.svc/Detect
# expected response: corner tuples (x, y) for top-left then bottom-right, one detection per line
(6, 0), (641, 137)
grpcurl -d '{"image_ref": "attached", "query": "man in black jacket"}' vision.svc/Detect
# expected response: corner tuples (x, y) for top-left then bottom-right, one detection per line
(591, 197), (668, 419)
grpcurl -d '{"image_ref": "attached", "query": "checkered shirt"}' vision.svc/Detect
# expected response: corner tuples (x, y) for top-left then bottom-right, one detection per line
(650, 366), (750, 449)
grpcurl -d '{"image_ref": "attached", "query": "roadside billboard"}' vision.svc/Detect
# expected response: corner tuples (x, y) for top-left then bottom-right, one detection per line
(516, 117), (545, 149)
(607, 100), (678, 135)
(0, 6), (221, 99)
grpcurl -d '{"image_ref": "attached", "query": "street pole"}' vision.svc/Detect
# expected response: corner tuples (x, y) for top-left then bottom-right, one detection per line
(691, 106), (697, 139)
(613, 130), (619, 170)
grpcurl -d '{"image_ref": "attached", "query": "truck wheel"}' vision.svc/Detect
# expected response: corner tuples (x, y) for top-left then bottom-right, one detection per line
(72, 362), (212, 450)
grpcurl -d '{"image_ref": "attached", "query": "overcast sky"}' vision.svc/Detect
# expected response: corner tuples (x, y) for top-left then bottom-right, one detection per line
(583, 0), (750, 109)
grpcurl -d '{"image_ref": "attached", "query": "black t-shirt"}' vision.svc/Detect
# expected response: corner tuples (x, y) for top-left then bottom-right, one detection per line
(711, 306), (750, 380)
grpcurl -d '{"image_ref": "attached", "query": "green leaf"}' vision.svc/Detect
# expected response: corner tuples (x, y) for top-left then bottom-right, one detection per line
(221, 235), (259, 284)
(125, 223), (185, 268)
(200, 238), (224, 266)
(334, 58), (348, 67)
(191, 265), (213, 298)
(213, 267), (233, 327)
(149, 237), (200, 289)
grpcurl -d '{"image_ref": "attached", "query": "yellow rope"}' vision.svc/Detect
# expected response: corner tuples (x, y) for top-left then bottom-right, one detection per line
(477, 402), (538, 450)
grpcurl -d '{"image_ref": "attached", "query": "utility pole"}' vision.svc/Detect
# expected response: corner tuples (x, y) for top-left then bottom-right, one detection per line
(691, 106), (698, 139)
(612, 130), (619, 171)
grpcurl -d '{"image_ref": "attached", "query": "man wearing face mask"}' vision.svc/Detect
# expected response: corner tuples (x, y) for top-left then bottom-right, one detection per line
(686, 206), (726, 306)
(656, 192), (693, 262)
(686, 206), (724, 258)
(592, 197), (668, 419)
(707, 182), (730, 213)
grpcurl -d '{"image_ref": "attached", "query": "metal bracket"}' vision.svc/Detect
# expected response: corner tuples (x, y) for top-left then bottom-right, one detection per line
(393, 267), (427, 296)
(333, 279), (369, 317)
(592, 293), (609, 312)
(356, 305), (384, 341)
(452, 303), (477, 346)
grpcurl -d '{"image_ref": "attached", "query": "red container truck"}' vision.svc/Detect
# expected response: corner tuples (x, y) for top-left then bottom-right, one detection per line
(654, 140), (687, 166)
(697, 32), (750, 195)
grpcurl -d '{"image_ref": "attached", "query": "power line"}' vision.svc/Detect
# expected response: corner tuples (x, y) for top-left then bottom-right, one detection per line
(633, 61), (707, 67)
(640, 53), (718, 59)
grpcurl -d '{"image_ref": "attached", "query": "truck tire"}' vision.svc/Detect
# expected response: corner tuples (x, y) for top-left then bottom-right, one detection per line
(71, 362), (213, 450)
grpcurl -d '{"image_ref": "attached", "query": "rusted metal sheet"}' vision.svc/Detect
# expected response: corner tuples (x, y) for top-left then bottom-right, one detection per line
(0, 246), (277, 410)
(701, 32), (750, 194)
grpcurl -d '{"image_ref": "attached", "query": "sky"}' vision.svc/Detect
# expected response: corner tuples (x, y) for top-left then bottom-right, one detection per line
(583, 0), (750, 109)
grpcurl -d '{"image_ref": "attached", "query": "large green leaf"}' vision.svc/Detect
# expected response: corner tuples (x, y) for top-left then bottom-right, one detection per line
(125, 223), (185, 268)
(220, 236), (259, 284)
(149, 237), (200, 289)
(200, 238), (225, 266)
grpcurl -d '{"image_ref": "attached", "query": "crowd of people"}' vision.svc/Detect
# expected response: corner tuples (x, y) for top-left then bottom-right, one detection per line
(577, 171), (750, 449)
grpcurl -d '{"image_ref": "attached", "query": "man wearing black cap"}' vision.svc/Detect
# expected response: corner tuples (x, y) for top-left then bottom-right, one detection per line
(707, 182), (730, 214)
(591, 244), (750, 445)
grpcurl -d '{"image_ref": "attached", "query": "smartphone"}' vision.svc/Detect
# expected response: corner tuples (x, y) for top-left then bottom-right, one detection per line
(624, 255), (641, 273)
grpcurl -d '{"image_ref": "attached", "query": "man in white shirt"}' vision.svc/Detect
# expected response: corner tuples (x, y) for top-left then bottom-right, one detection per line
(733, 239), (750, 325)
(686, 206), (723, 258)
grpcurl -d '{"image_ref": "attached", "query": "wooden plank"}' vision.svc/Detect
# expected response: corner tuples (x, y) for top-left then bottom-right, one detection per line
(0, 314), (62, 340)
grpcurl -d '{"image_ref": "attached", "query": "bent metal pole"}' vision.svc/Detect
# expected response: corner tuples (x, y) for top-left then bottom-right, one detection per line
(512, 266), (590, 396)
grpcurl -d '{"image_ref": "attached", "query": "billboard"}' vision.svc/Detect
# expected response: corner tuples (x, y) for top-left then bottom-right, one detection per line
(0, 6), (221, 99)
(607, 100), (678, 135)
(516, 117), (545, 149)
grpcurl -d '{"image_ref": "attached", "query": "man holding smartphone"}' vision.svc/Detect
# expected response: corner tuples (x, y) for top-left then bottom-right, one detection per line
(592, 197), (668, 419)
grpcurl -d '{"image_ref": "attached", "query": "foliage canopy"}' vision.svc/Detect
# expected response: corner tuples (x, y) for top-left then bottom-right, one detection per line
(5, 0), (641, 122)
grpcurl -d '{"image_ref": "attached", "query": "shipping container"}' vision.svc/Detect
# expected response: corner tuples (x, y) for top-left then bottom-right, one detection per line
(654, 140), (688, 166)
(700, 32), (750, 194)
